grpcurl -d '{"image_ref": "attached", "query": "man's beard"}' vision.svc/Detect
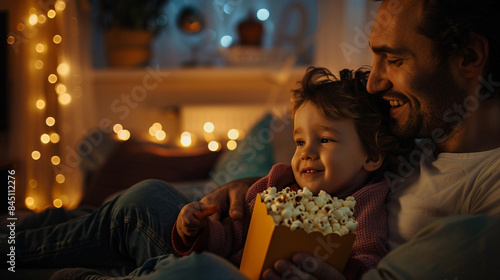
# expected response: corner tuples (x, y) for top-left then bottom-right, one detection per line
(392, 65), (468, 141)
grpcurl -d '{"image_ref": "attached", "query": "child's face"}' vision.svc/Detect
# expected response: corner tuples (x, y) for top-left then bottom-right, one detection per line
(291, 102), (371, 197)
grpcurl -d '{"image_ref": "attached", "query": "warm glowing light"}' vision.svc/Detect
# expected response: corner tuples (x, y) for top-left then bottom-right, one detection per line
(46, 117), (55, 126)
(117, 129), (131, 141)
(29, 14), (38, 25)
(41, 134), (50, 144)
(55, 0), (66, 11)
(55, 83), (66, 94)
(58, 93), (72, 105)
(29, 179), (38, 188)
(227, 129), (239, 140)
(36, 43), (45, 53)
(26, 202), (36, 210)
(203, 122), (215, 133)
(208, 141), (221, 152)
(55, 174), (65, 183)
(53, 34), (62, 44)
(48, 74), (58, 83)
(47, 9), (56, 19)
(113, 124), (123, 133)
(257, 9), (270, 21)
(227, 140), (238, 150)
(17, 23), (25, 31)
(26, 203), (37, 210)
(35, 60), (44, 69)
(38, 14), (47, 24)
(148, 127), (156, 136)
(51, 155), (61, 165)
(31, 150), (41, 160)
(153, 122), (162, 130)
(156, 130), (166, 141)
(53, 199), (63, 208)
(149, 122), (162, 136)
(180, 132), (192, 147)
(57, 63), (70, 76)
(6, 36), (15, 45)
(36, 99), (46, 109)
(25, 197), (35, 207)
(50, 133), (60, 143)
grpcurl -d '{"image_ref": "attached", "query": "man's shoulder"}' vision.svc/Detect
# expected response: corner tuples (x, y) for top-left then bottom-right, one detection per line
(434, 146), (500, 176)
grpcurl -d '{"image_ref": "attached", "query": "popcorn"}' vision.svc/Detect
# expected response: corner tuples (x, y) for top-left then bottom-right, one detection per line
(290, 220), (302, 231)
(260, 187), (357, 236)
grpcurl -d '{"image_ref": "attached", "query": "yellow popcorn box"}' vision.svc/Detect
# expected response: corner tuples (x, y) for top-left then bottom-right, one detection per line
(240, 194), (356, 280)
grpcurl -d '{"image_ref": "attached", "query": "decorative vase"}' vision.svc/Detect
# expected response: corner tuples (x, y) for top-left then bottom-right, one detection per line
(104, 28), (153, 68)
(237, 12), (264, 46)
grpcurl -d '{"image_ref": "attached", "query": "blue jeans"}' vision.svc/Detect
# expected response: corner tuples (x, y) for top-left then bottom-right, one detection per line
(46, 214), (499, 280)
(13, 179), (190, 269)
(121, 253), (248, 280)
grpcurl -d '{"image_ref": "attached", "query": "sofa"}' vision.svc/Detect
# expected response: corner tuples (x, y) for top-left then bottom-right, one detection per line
(2, 109), (295, 279)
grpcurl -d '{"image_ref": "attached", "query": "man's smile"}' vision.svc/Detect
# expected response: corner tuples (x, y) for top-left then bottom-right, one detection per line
(388, 100), (407, 107)
(383, 96), (409, 120)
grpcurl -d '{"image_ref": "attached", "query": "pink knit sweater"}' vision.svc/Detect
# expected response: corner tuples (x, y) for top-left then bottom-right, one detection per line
(172, 163), (388, 279)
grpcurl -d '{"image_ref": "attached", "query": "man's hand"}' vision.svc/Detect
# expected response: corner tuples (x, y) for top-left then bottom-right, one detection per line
(262, 253), (346, 280)
(199, 177), (259, 221)
(176, 202), (219, 246)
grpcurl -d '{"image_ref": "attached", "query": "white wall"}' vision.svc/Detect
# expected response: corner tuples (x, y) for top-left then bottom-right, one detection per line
(315, 0), (381, 73)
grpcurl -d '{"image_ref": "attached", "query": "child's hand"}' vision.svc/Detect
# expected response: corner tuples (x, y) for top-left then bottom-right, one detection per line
(176, 202), (219, 247)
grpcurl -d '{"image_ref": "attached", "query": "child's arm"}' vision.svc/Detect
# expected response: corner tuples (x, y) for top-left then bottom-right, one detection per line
(172, 164), (295, 263)
(172, 202), (219, 253)
(343, 180), (390, 280)
(204, 163), (298, 265)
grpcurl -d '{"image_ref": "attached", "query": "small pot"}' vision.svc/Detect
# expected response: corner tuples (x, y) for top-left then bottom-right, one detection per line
(104, 28), (153, 68)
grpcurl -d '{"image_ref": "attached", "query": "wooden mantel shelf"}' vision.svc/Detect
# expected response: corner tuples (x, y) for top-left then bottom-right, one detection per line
(90, 66), (307, 106)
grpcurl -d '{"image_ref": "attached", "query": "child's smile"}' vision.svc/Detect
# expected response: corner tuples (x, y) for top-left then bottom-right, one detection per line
(291, 101), (372, 197)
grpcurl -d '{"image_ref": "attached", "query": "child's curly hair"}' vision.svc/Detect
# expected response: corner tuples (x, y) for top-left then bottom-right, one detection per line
(292, 66), (413, 180)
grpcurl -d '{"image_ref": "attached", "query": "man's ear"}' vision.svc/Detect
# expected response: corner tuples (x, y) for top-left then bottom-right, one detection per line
(363, 154), (384, 172)
(458, 32), (489, 79)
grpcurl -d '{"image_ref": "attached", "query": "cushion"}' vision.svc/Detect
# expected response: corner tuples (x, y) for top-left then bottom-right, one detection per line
(210, 112), (294, 185)
(80, 140), (221, 207)
(270, 106), (295, 165)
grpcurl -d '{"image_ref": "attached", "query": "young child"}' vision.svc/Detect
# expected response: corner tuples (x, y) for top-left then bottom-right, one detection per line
(172, 67), (411, 279)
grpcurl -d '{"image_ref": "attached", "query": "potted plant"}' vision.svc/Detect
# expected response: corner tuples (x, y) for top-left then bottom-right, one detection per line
(96, 0), (169, 68)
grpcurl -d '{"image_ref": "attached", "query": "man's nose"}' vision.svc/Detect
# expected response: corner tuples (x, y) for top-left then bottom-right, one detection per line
(367, 63), (392, 94)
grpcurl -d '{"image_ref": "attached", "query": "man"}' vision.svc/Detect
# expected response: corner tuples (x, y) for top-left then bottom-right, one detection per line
(260, 0), (500, 279)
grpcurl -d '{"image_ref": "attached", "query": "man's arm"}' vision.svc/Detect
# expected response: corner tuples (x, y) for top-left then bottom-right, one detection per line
(264, 215), (500, 280)
(200, 177), (261, 221)
(362, 214), (500, 280)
